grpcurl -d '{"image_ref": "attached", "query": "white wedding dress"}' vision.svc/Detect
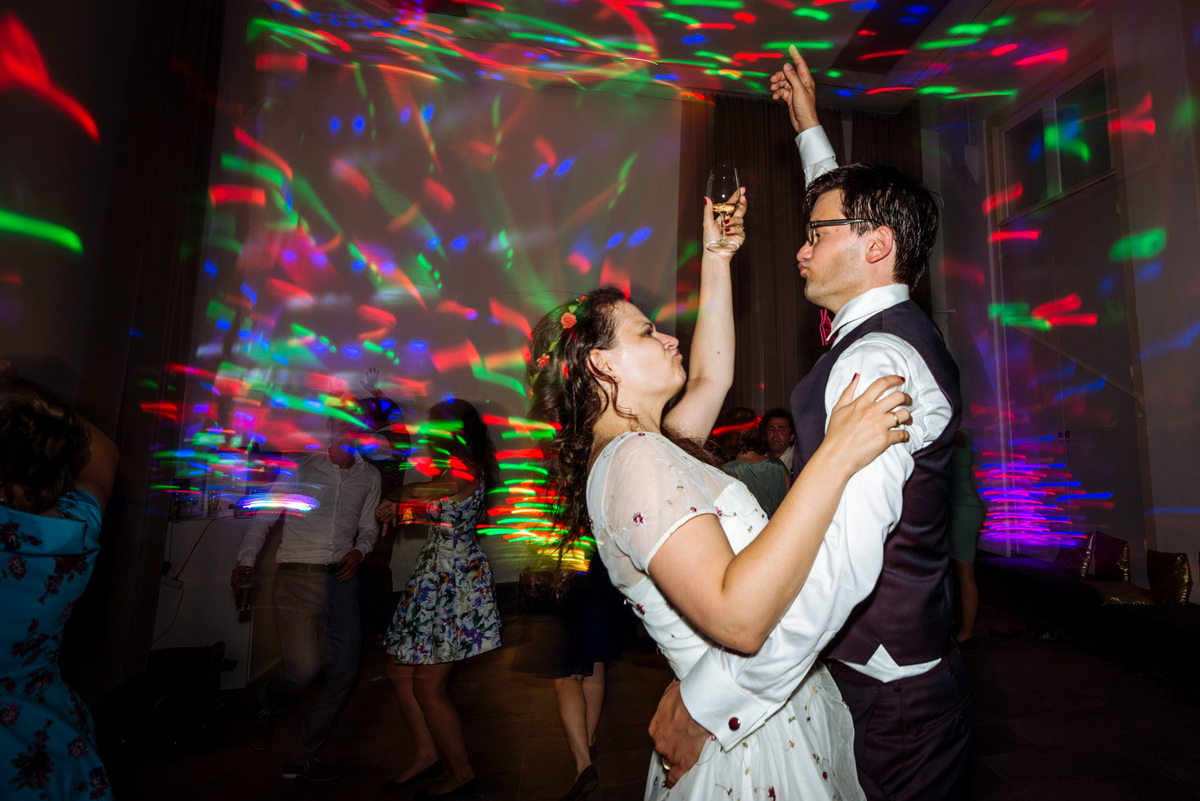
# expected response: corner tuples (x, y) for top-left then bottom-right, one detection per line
(588, 432), (864, 801)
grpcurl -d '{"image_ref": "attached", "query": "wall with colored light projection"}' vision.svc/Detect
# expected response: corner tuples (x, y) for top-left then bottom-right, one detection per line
(172, 3), (687, 579)
(928, 0), (1200, 585)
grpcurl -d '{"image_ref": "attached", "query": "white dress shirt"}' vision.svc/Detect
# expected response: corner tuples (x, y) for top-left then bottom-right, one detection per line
(680, 285), (953, 749)
(236, 451), (381, 567)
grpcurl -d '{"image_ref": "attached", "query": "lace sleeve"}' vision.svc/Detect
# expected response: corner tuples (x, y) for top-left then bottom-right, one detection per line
(590, 434), (718, 573)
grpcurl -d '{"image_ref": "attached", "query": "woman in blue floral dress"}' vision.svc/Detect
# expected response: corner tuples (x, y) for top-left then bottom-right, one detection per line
(0, 365), (119, 801)
(380, 399), (501, 798)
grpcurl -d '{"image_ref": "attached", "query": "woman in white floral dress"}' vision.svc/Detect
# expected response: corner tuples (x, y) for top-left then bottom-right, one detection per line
(527, 190), (913, 800)
(381, 399), (500, 798)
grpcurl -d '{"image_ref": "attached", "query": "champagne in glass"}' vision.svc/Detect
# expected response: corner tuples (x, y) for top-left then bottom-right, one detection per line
(706, 164), (741, 253)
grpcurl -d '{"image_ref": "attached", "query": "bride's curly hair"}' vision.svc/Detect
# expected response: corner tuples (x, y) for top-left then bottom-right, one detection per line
(528, 286), (716, 545)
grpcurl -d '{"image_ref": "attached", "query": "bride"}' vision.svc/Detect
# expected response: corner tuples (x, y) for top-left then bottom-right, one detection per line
(527, 189), (913, 799)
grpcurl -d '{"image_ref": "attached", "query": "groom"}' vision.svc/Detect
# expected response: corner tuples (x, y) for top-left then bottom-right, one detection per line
(649, 55), (973, 801)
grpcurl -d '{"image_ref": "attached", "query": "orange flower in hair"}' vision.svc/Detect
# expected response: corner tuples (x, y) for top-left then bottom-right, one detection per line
(560, 312), (577, 329)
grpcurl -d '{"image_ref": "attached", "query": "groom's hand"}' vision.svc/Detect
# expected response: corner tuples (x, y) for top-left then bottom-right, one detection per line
(649, 681), (711, 788)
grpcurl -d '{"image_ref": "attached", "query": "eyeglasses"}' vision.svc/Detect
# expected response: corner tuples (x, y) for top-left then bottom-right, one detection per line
(805, 218), (877, 246)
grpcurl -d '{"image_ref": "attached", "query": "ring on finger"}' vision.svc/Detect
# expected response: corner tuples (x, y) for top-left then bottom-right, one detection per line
(890, 411), (900, 427)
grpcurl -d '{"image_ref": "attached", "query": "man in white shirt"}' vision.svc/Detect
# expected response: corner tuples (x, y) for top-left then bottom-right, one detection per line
(648, 54), (973, 801)
(231, 405), (381, 782)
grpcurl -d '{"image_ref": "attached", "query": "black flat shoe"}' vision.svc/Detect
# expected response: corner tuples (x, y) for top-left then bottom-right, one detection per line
(560, 765), (599, 801)
(413, 777), (481, 800)
(379, 761), (444, 793)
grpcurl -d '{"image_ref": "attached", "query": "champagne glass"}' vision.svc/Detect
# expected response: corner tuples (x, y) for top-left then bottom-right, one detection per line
(706, 164), (741, 253)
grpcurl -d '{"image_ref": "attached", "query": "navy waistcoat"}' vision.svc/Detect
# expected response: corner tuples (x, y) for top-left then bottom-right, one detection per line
(791, 299), (962, 666)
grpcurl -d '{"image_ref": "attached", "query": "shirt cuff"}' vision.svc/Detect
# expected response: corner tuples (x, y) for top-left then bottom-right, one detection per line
(680, 653), (773, 750)
(796, 125), (836, 164)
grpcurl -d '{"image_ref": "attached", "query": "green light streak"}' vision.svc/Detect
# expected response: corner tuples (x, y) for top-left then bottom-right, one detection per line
(919, 37), (981, 49)
(0, 208), (83, 253)
(354, 65), (368, 99)
(918, 86), (958, 95)
(949, 91), (1017, 99)
(669, 0), (743, 7)
(947, 23), (988, 35)
(220, 154), (285, 187)
(1174, 97), (1199, 131)
(1110, 229), (1166, 260)
(764, 41), (834, 51)
(246, 19), (330, 54)
(291, 176), (342, 234)
(695, 50), (734, 64)
(661, 12), (700, 24)
(793, 8), (830, 20)
(825, 69), (842, 78)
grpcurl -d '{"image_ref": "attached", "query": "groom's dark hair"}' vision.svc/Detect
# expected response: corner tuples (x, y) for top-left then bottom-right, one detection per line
(805, 163), (939, 291)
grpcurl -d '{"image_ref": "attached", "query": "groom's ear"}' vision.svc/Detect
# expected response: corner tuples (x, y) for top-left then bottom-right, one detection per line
(863, 225), (895, 265)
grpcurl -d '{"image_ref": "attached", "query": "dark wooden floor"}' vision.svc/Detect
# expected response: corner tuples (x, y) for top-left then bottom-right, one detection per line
(117, 599), (1200, 801)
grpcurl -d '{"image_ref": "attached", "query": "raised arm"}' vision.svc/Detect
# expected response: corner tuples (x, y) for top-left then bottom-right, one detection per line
(662, 188), (746, 442)
(769, 50), (838, 185)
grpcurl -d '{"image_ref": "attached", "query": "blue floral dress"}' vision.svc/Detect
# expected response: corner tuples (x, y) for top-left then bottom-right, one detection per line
(1, 491), (112, 800)
(385, 481), (502, 664)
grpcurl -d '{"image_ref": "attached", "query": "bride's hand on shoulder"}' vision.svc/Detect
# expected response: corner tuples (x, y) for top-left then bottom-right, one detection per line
(823, 374), (912, 474)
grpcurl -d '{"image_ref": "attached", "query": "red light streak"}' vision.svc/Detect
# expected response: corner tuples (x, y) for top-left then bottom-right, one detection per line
(266, 278), (313, 303)
(1042, 314), (1098, 327)
(534, 136), (557, 167)
(866, 86), (913, 95)
(357, 305), (397, 327)
(733, 53), (780, 63)
(235, 128), (293, 180)
(1031, 294), (1081, 318)
(983, 183), (1022, 214)
(314, 31), (352, 52)
(333, 159), (372, 196)
(209, 185), (266, 205)
(387, 203), (421, 231)
(461, 0), (505, 8)
(255, 54), (307, 71)
(991, 44), (1018, 56)
(488, 299), (532, 338)
(0, 13), (99, 142)
(423, 177), (455, 211)
(496, 449), (546, 460)
(1109, 119), (1155, 136)
(990, 230), (1040, 242)
(1014, 49), (1068, 67)
(567, 252), (592, 274)
(860, 50), (909, 60)
(436, 300), (478, 319)
(686, 23), (736, 29)
(733, 13), (756, 22)
(431, 341), (482, 373)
